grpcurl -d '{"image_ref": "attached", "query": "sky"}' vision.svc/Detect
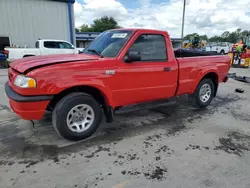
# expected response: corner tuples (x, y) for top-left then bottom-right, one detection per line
(74, 0), (250, 37)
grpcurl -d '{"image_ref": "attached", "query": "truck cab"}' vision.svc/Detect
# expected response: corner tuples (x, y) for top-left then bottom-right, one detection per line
(35, 40), (79, 56)
(5, 39), (79, 61)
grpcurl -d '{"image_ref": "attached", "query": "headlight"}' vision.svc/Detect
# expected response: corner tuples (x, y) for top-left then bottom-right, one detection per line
(14, 75), (36, 88)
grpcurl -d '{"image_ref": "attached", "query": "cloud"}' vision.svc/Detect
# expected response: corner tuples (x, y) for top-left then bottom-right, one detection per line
(74, 0), (250, 37)
(74, 0), (127, 27)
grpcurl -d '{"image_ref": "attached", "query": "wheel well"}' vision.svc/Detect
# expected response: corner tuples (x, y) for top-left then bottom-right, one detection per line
(202, 72), (218, 96)
(47, 86), (107, 112)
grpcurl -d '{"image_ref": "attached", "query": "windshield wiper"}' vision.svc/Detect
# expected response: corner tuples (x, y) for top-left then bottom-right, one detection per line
(87, 49), (103, 58)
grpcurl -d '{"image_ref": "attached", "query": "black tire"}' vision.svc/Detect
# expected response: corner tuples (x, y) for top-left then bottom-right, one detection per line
(52, 92), (102, 141)
(189, 78), (215, 108)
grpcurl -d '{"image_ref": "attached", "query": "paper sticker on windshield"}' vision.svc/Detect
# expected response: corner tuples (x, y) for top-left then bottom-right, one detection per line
(111, 33), (127, 38)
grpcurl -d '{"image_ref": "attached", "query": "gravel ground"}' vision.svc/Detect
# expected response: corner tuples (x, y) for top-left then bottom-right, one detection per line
(0, 68), (250, 188)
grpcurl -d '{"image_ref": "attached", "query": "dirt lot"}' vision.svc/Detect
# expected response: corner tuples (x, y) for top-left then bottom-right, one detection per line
(0, 68), (250, 188)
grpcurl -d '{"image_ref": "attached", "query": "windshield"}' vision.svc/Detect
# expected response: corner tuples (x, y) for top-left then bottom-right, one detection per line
(83, 30), (132, 57)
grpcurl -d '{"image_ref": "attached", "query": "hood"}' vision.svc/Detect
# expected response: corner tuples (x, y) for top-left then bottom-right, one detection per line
(11, 54), (99, 73)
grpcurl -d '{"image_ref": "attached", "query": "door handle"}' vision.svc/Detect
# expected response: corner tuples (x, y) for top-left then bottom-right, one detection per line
(163, 67), (171, 72)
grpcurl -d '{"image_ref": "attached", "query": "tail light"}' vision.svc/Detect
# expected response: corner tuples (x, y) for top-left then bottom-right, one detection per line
(3, 50), (9, 58)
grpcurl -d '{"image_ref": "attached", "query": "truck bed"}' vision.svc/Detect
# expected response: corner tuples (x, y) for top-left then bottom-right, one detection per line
(175, 53), (231, 96)
(174, 48), (219, 58)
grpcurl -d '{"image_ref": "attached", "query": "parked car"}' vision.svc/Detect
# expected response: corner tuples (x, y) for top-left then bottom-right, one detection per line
(4, 39), (80, 61)
(206, 42), (232, 54)
(5, 28), (231, 141)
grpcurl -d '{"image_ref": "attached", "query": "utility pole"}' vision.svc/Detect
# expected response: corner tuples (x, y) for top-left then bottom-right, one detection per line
(181, 0), (186, 38)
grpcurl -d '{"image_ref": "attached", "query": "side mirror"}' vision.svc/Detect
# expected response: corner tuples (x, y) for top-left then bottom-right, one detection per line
(124, 51), (141, 63)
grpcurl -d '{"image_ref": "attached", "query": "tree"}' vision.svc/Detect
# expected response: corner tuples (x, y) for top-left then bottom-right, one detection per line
(79, 24), (93, 32)
(78, 17), (120, 32)
(221, 31), (230, 42)
(184, 33), (199, 41)
(183, 33), (208, 42)
(236, 28), (242, 34)
(209, 36), (223, 42)
(227, 32), (238, 43)
(241, 30), (249, 37)
(75, 28), (80, 33)
(199, 35), (208, 41)
(184, 28), (249, 44)
(91, 16), (120, 32)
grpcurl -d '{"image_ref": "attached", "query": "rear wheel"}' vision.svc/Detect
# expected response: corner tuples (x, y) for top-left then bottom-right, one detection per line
(189, 78), (215, 108)
(52, 93), (102, 141)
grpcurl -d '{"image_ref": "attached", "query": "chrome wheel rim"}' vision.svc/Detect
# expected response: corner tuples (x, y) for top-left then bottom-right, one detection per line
(199, 84), (211, 103)
(66, 104), (95, 133)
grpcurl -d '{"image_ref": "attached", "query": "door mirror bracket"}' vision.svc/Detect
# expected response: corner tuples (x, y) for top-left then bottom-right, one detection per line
(124, 51), (141, 63)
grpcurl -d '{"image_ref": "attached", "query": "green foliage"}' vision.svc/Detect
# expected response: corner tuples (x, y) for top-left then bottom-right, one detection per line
(184, 33), (208, 42)
(184, 29), (250, 43)
(209, 36), (223, 42)
(79, 24), (93, 32)
(227, 32), (238, 43)
(75, 28), (80, 33)
(199, 35), (208, 41)
(91, 16), (120, 32)
(77, 16), (120, 33)
(184, 33), (199, 41)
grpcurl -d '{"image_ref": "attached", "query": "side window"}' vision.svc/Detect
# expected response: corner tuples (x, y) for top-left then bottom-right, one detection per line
(35, 41), (39, 48)
(44, 41), (59, 49)
(59, 42), (73, 49)
(129, 34), (167, 61)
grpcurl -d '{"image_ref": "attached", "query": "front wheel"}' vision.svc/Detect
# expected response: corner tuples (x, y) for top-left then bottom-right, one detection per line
(52, 93), (102, 141)
(189, 78), (215, 108)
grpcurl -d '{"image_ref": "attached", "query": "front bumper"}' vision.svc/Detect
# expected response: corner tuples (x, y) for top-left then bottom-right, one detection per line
(5, 82), (53, 120)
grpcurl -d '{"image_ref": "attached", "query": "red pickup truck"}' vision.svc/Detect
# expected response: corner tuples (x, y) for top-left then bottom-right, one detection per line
(5, 29), (231, 140)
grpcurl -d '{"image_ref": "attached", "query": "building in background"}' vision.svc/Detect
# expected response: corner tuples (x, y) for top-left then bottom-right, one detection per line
(76, 32), (101, 48)
(0, 0), (75, 51)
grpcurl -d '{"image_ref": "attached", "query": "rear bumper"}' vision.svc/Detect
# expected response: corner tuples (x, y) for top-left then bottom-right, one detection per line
(5, 82), (53, 120)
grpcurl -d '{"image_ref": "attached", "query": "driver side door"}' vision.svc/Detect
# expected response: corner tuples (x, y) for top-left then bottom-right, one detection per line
(112, 31), (178, 107)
